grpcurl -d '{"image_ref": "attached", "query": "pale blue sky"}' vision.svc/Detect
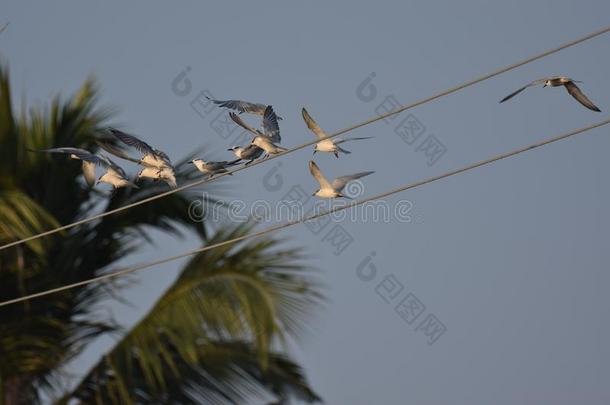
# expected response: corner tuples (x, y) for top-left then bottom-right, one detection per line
(2, 1), (610, 404)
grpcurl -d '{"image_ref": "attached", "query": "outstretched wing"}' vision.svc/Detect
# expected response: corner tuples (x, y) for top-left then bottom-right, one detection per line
(564, 82), (601, 112)
(229, 112), (261, 136)
(95, 140), (141, 164)
(332, 171), (374, 192)
(335, 136), (374, 145)
(302, 108), (327, 140)
(207, 98), (267, 115)
(109, 128), (155, 155)
(262, 105), (281, 143)
(499, 78), (547, 103)
(36, 147), (107, 166)
(308, 161), (332, 190)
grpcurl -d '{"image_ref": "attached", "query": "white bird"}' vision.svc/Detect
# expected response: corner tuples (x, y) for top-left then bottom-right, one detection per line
(97, 157), (139, 190)
(32, 147), (100, 187)
(109, 128), (177, 188)
(308, 161), (373, 199)
(137, 166), (177, 188)
(500, 76), (601, 112)
(190, 159), (240, 177)
(206, 97), (283, 120)
(229, 105), (282, 144)
(251, 135), (287, 156)
(228, 144), (264, 165)
(302, 108), (373, 157)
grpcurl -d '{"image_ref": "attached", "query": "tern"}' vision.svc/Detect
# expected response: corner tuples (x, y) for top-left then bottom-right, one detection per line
(308, 160), (373, 199)
(32, 147), (101, 187)
(230, 105), (282, 144)
(302, 108), (373, 157)
(228, 144), (265, 165)
(96, 156), (139, 189)
(109, 128), (177, 188)
(190, 159), (240, 177)
(206, 97), (283, 120)
(500, 77), (601, 112)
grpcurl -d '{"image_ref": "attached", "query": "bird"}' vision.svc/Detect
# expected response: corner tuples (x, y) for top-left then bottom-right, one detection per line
(308, 160), (373, 199)
(109, 128), (177, 188)
(230, 105), (282, 144)
(32, 146), (136, 189)
(31, 147), (101, 187)
(190, 159), (240, 177)
(228, 144), (265, 165)
(251, 135), (287, 157)
(499, 77), (601, 112)
(206, 97), (283, 120)
(302, 108), (373, 157)
(96, 156), (139, 190)
(137, 166), (177, 188)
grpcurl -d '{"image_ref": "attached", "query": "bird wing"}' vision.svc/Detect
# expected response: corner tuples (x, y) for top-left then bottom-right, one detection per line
(36, 147), (108, 166)
(332, 171), (374, 192)
(302, 108), (327, 140)
(262, 105), (281, 143)
(101, 155), (127, 178)
(308, 161), (332, 190)
(109, 128), (155, 155)
(334, 136), (374, 145)
(207, 98), (267, 115)
(229, 112), (261, 136)
(241, 144), (264, 159)
(564, 82), (601, 112)
(95, 140), (141, 164)
(499, 78), (547, 103)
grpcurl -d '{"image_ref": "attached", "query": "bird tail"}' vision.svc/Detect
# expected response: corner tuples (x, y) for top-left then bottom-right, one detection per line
(277, 146), (289, 153)
(337, 146), (351, 154)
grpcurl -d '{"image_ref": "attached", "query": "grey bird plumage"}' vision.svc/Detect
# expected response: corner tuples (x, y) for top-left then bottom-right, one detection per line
(230, 105), (282, 144)
(500, 76), (601, 112)
(206, 97), (283, 120)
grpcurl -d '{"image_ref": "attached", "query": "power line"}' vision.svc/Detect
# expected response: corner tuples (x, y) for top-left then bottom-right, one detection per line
(1, 117), (608, 308)
(1, 25), (609, 252)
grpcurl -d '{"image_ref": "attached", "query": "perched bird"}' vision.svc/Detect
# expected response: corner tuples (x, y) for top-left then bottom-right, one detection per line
(109, 128), (177, 188)
(230, 105), (282, 144)
(228, 144), (265, 166)
(190, 159), (240, 177)
(500, 77), (601, 112)
(32, 147), (101, 187)
(308, 160), (373, 199)
(302, 108), (373, 157)
(206, 97), (283, 120)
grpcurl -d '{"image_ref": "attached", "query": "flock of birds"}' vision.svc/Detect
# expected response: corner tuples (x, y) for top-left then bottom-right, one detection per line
(33, 75), (602, 199)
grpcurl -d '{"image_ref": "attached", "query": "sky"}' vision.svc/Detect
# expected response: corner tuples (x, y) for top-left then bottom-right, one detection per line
(2, 1), (610, 404)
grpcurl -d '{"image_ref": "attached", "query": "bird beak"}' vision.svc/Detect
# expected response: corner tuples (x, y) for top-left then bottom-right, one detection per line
(542, 84), (547, 88)
(313, 150), (317, 155)
(227, 149), (233, 151)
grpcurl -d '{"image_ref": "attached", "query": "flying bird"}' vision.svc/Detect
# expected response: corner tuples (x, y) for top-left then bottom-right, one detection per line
(31, 147), (101, 187)
(302, 108), (373, 157)
(137, 166), (177, 188)
(96, 156), (139, 189)
(190, 159), (240, 177)
(230, 105), (282, 144)
(206, 97), (283, 120)
(228, 144), (265, 166)
(109, 128), (177, 188)
(308, 160), (373, 199)
(499, 77), (601, 112)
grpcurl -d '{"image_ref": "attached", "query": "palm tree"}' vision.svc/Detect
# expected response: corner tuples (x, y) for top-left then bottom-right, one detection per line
(0, 64), (322, 404)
